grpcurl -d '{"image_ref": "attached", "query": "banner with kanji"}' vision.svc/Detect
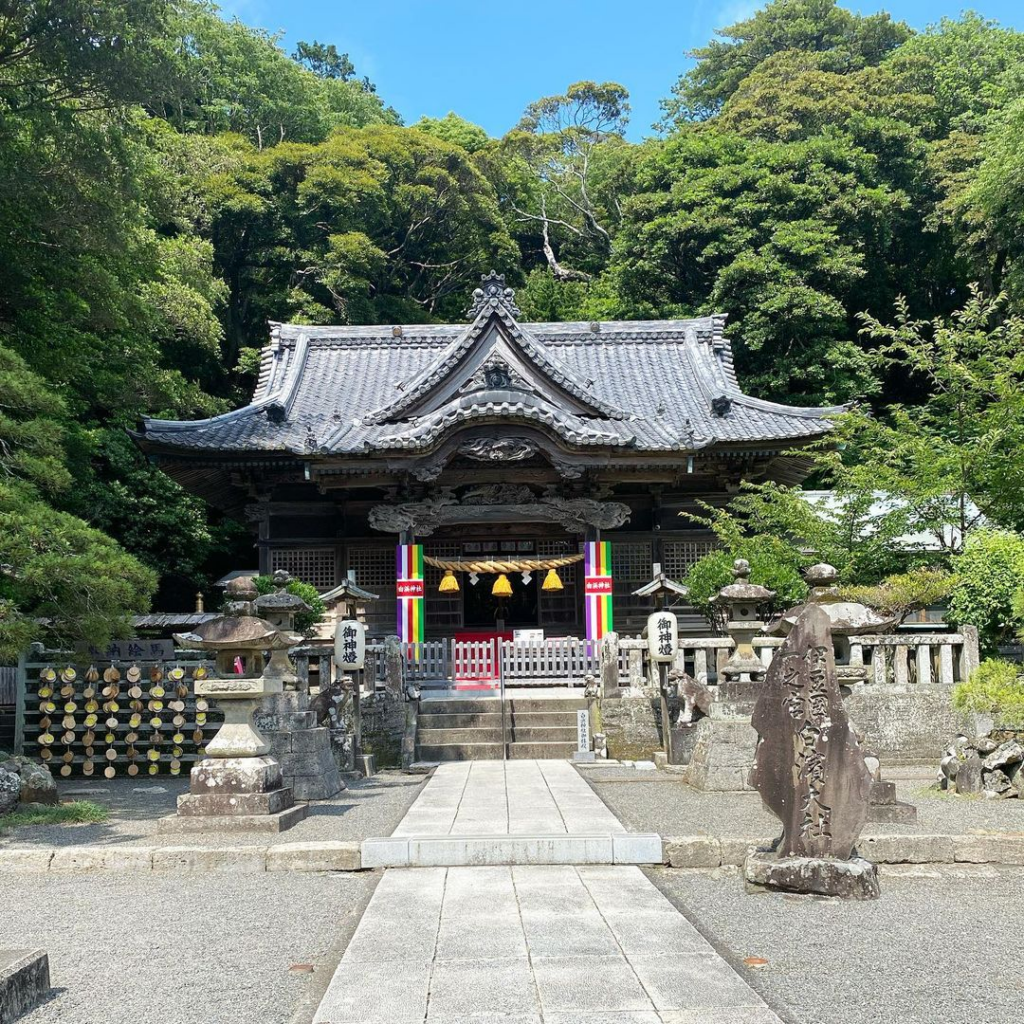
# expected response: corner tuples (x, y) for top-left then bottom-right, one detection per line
(396, 543), (424, 644)
(584, 540), (613, 641)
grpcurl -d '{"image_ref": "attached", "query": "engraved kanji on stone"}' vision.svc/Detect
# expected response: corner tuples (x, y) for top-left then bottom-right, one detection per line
(749, 604), (872, 860)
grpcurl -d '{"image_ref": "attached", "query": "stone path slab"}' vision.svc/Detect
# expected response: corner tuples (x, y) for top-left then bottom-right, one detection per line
(362, 760), (660, 867)
(313, 865), (782, 1024)
(394, 761), (626, 837)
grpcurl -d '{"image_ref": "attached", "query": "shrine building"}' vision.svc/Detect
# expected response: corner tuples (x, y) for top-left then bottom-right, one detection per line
(134, 274), (842, 646)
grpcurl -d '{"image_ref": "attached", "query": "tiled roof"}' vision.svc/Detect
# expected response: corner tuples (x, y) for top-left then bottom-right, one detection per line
(137, 308), (843, 458)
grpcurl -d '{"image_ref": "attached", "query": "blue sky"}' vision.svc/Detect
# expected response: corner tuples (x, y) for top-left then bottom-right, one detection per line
(217, 1), (1024, 140)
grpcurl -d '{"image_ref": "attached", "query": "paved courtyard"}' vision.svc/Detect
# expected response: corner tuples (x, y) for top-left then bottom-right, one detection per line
(4, 758), (1023, 1024)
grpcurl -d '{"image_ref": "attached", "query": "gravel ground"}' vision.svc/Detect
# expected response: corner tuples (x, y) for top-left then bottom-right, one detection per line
(0, 870), (377, 1024)
(581, 765), (1024, 837)
(1, 771), (426, 848)
(649, 864), (1024, 1024)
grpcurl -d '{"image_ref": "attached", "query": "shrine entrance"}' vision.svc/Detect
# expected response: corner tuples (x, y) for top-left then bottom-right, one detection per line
(462, 570), (538, 630)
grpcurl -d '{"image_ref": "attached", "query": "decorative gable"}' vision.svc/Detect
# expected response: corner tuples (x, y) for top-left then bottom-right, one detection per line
(363, 274), (627, 426)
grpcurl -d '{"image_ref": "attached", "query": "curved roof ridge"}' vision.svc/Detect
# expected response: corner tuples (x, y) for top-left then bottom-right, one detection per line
(362, 305), (629, 425)
(730, 393), (849, 419)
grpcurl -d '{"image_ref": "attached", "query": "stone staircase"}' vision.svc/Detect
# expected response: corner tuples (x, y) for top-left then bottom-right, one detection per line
(416, 694), (586, 761)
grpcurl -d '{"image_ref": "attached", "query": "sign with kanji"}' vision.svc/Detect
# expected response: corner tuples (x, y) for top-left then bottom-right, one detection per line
(80, 639), (175, 661)
(334, 620), (367, 670)
(647, 611), (678, 663)
(576, 709), (591, 752)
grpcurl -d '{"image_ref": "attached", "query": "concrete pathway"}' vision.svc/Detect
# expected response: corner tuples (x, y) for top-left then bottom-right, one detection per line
(363, 761), (660, 867)
(314, 864), (783, 1024)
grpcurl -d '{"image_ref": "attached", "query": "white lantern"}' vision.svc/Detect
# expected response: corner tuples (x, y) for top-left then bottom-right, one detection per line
(647, 611), (678, 663)
(334, 620), (367, 670)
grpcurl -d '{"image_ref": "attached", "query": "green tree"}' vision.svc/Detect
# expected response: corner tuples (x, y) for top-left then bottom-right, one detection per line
(815, 291), (1024, 542)
(413, 113), (490, 154)
(947, 530), (1024, 653)
(494, 82), (633, 282)
(0, 348), (155, 657)
(156, 6), (397, 146)
(199, 125), (518, 360)
(664, 0), (910, 123)
(292, 40), (356, 81)
(611, 129), (889, 401)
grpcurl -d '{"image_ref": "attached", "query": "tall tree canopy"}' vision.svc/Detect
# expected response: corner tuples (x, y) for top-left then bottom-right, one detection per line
(3, 0), (1024, 649)
(663, 0), (911, 123)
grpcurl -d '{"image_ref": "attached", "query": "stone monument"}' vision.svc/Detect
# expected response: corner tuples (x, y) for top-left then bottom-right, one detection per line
(164, 576), (308, 832)
(253, 571), (344, 800)
(745, 605), (879, 899)
(773, 563), (916, 822)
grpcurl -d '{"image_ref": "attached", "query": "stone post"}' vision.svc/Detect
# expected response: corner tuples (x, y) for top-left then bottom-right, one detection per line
(600, 631), (620, 698)
(961, 624), (980, 680)
(384, 634), (404, 699)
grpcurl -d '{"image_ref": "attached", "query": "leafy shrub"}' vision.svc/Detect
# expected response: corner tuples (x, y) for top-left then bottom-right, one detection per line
(253, 575), (325, 636)
(683, 535), (808, 631)
(838, 568), (953, 622)
(952, 659), (1024, 725)
(947, 529), (1024, 654)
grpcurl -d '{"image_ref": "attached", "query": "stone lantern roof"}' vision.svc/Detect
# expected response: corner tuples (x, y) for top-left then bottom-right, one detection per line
(711, 559), (775, 608)
(254, 570), (311, 617)
(773, 563), (897, 636)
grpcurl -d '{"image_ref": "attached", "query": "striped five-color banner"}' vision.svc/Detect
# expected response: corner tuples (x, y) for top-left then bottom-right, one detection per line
(396, 543), (424, 644)
(584, 540), (614, 641)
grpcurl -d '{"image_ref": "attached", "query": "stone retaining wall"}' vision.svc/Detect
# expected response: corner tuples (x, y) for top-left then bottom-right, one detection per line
(841, 687), (970, 764)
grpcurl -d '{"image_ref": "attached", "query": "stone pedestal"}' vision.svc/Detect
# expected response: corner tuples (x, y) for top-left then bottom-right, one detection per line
(600, 695), (662, 761)
(866, 779), (917, 824)
(256, 691), (344, 801)
(686, 715), (757, 791)
(167, 755), (308, 832)
(745, 850), (880, 900)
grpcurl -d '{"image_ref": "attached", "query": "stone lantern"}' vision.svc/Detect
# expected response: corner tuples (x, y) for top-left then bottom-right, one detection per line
(255, 570), (311, 688)
(773, 563), (898, 683)
(252, 571), (344, 801)
(165, 575), (307, 831)
(712, 559), (775, 683)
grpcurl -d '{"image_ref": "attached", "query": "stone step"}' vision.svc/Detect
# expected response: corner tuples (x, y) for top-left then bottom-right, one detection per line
(416, 712), (505, 729)
(420, 699), (501, 715)
(416, 742), (505, 761)
(506, 709), (580, 725)
(416, 727), (504, 745)
(508, 726), (578, 743)
(508, 741), (578, 759)
(506, 698), (588, 713)
(0, 950), (49, 1023)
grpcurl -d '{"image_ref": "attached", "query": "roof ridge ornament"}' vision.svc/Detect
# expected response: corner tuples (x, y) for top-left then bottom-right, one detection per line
(467, 271), (521, 320)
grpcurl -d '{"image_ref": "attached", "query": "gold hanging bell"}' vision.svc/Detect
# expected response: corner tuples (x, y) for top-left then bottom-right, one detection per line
(438, 569), (460, 594)
(542, 568), (563, 592)
(491, 573), (513, 598)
